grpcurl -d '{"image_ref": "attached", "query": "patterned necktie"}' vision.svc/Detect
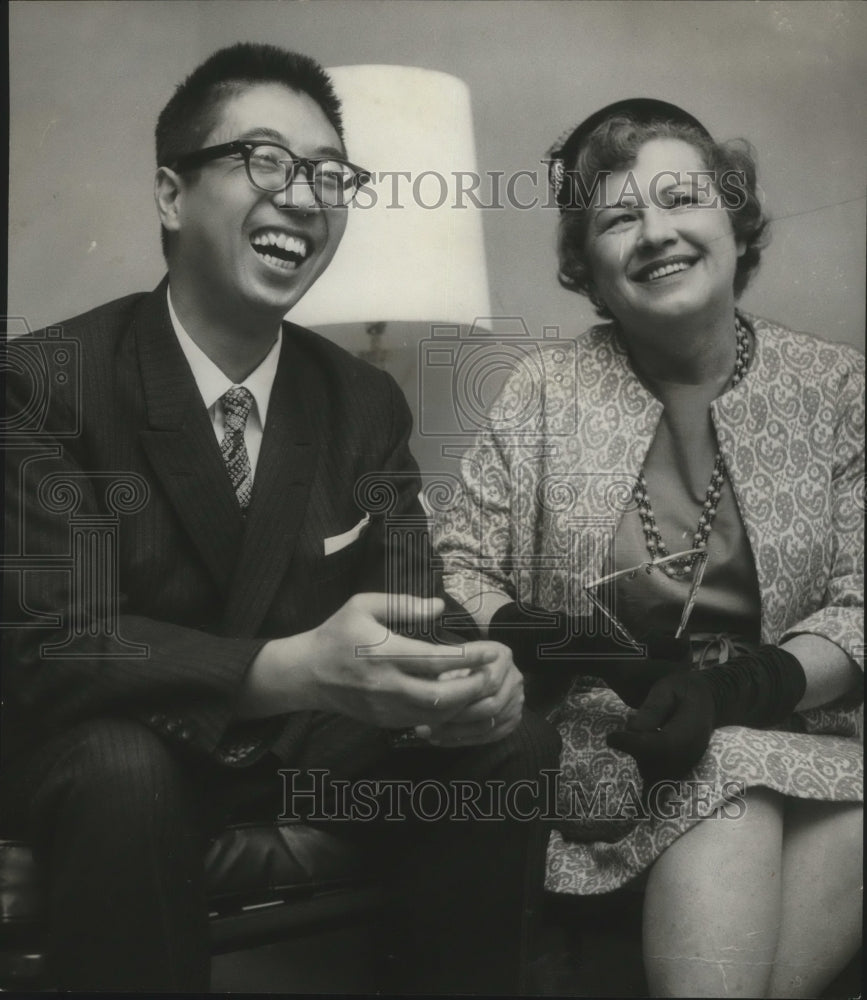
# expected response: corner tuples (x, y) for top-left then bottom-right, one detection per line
(220, 386), (254, 511)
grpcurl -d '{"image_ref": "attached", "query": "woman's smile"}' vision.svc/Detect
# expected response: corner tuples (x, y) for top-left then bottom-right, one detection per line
(630, 254), (698, 284)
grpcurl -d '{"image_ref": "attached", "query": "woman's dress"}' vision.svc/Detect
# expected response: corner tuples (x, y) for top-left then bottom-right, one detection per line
(433, 313), (864, 895)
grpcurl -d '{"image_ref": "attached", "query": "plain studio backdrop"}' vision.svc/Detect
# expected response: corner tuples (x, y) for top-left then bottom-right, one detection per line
(8, 0), (865, 353)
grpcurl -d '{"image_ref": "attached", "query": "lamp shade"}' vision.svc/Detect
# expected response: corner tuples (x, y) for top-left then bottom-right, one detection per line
(289, 65), (492, 330)
(290, 66), (494, 480)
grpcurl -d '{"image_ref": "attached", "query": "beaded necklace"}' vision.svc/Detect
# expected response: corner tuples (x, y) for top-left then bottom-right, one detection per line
(633, 315), (750, 579)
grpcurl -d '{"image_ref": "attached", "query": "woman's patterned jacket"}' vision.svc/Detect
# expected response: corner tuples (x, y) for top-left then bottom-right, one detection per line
(433, 313), (864, 733)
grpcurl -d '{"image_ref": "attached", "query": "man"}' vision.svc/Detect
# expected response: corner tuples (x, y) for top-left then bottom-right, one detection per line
(2, 43), (559, 992)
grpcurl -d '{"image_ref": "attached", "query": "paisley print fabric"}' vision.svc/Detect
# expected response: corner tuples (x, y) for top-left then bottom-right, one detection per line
(434, 313), (864, 894)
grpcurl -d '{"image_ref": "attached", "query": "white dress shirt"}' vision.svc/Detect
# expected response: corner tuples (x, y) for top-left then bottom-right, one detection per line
(167, 288), (282, 478)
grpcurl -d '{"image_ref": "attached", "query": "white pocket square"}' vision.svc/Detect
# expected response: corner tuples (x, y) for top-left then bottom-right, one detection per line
(323, 513), (370, 555)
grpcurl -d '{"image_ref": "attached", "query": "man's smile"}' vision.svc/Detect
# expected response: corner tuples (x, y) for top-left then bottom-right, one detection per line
(250, 228), (311, 271)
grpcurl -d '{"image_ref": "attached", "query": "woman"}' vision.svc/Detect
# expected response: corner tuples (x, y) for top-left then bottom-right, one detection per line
(434, 99), (863, 998)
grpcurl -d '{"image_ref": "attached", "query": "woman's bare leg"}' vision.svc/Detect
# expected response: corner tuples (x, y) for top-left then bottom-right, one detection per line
(767, 799), (862, 998)
(643, 787), (784, 997)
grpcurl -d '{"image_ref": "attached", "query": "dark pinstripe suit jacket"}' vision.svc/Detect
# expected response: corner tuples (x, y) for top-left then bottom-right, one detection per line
(3, 278), (439, 766)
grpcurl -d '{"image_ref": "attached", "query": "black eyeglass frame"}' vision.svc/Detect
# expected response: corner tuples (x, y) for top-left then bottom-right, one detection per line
(167, 140), (372, 204)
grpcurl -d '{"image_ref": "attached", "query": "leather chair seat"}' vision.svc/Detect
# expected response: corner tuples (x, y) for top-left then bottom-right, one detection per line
(0, 821), (385, 984)
(204, 821), (375, 911)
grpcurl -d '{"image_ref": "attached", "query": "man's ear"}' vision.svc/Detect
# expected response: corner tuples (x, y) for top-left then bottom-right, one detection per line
(154, 167), (183, 234)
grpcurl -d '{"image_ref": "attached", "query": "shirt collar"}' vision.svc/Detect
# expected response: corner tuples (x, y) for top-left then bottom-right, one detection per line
(167, 286), (282, 424)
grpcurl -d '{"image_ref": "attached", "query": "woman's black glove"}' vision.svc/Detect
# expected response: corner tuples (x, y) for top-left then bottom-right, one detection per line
(487, 601), (692, 710)
(606, 645), (807, 786)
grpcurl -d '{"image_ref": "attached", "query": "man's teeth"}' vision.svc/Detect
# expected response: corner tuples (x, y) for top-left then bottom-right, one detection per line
(251, 231), (308, 267)
(642, 261), (692, 282)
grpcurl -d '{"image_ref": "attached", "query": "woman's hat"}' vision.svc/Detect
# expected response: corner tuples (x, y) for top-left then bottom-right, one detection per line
(547, 98), (712, 209)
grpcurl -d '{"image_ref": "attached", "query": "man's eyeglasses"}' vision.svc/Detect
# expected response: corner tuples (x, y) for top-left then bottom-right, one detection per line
(169, 140), (372, 207)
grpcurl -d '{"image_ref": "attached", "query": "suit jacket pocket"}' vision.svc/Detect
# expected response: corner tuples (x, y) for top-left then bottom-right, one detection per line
(323, 513), (370, 556)
(312, 531), (368, 587)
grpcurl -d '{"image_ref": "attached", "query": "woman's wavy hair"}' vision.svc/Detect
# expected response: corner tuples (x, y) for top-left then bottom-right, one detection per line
(554, 116), (770, 318)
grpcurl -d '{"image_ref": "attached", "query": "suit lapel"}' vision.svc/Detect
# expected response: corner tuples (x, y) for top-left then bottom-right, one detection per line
(135, 281), (245, 598)
(222, 326), (321, 636)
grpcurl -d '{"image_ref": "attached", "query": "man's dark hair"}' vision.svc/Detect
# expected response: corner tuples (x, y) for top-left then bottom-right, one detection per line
(155, 43), (344, 257)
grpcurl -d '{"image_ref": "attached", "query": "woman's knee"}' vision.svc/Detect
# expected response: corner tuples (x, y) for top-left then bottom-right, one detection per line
(785, 797), (863, 867)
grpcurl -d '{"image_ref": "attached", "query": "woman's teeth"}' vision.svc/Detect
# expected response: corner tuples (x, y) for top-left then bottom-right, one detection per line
(642, 260), (692, 282)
